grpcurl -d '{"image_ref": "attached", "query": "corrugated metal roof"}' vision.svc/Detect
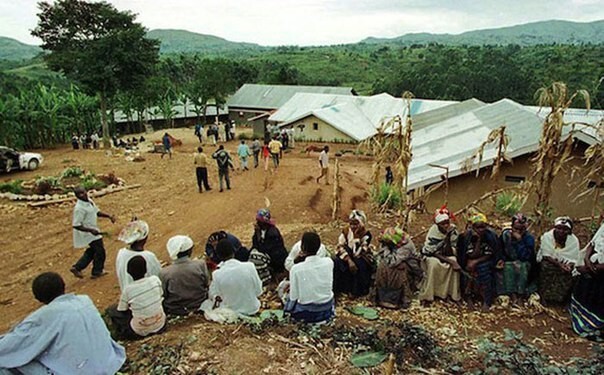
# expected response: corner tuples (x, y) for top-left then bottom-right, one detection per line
(113, 102), (228, 123)
(407, 99), (600, 190)
(525, 106), (603, 143)
(226, 83), (354, 110)
(413, 98), (486, 130)
(270, 93), (454, 141)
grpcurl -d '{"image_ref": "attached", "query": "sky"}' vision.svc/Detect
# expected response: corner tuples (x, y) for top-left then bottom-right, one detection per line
(1, 0), (603, 46)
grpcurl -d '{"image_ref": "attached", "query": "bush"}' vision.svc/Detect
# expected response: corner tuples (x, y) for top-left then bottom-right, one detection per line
(80, 173), (107, 191)
(34, 176), (60, 195)
(0, 180), (23, 194)
(495, 191), (523, 217)
(61, 166), (84, 179)
(373, 182), (402, 209)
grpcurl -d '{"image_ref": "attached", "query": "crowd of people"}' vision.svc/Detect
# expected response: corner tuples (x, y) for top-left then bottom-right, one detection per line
(70, 132), (101, 150)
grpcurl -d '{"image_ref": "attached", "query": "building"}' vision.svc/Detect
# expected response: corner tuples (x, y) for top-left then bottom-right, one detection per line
(226, 83), (356, 136)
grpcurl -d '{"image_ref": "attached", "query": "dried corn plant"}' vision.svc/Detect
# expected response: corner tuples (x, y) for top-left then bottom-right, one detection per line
(531, 82), (590, 229)
(574, 118), (604, 218)
(462, 125), (511, 178)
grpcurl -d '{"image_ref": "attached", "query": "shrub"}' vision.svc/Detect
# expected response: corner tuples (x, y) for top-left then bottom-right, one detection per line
(495, 191), (523, 217)
(61, 166), (84, 179)
(34, 176), (60, 195)
(80, 173), (107, 191)
(0, 180), (23, 194)
(373, 182), (401, 209)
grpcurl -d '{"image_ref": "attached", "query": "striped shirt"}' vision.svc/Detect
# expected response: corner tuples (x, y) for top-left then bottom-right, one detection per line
(249, 249), (271, 285)
(117, 276), (166, 336)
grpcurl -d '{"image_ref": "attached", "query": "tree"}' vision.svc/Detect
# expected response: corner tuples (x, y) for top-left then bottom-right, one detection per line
(32, 0), (159, 148)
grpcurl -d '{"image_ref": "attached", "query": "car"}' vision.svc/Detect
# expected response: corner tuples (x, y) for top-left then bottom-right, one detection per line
(0, 146), (44, 173)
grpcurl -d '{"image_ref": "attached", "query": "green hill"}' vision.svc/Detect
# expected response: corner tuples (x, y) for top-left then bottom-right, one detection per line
(146, 29), (265, 55)
(0, 37), (42, 61)
(362, 19), (604, 46)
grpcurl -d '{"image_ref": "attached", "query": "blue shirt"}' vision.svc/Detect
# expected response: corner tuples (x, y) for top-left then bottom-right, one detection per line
(0, 294), (125, 374)
(237, 144), (250, 158)
(501, 229), (535, 262)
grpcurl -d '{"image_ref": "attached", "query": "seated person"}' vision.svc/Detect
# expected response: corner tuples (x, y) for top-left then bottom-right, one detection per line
(0, 272), (125, 374)
(160, 235), (211, 316)
(206, 230), (249, 270)
(285, 237), (329, 272)
(250, 209), (287, 283)
(497, 213), (536, 304)
(333, 210), (375, 297)
(108, 256), (166, 340)
(419, 207), (461, 304)
(458, 213), (500, 310)
(284, 232), (335, 323)
(115, 220), (162, 291)
(206, 239), (263, 316)
(571, 222), (604, 341)
(373, 227), (423, 309)
(139, 136), (146, 143)
(537, 216), (580, 305)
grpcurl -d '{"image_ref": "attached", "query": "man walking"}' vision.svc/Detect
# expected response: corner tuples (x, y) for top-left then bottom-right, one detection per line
(316, 145), (330, 185)
(212, 145), (234, 192)
(194, 147), (211, 193)
(268, 136), (283, 170)
(70, 186), (115, 279)
(251, 138), (261, 168)
(237, 140), (251, 171)
(161, 133), (172, 159)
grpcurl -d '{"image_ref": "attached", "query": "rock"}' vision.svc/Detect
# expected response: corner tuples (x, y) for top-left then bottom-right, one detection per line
(44, 194), (51, 200)
(52, 194), (60, 200)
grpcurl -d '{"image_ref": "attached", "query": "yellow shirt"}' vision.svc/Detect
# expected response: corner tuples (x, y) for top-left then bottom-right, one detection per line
(269, 140), (282, 154)
(194, 152), (208, 167)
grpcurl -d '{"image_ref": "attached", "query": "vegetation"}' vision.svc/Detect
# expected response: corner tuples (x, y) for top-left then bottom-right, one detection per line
(495, 191), (525, 217)
(0, 180), (23, 194)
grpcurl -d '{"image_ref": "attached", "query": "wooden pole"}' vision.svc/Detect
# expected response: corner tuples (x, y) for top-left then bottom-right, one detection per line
(331, 158), (341, 220)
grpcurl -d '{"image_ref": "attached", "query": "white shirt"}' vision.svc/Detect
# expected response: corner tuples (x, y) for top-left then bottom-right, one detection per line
(72, 199), (102, 248)
(537, 229), (581, 264)
(319, 150), (329, 168)
(209, 259), (263, 315)
(115, 248), (162, 291)
(117, 276), (165, 336)
(284, 240), (330, 272)
(290, 256), (334, 305)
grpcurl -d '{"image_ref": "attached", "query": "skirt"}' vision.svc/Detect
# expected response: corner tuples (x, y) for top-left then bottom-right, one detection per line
(497, 261), (533, 296)
(464, 260), (496, 306)
(570, 272), (604, 341)
(418, 256), (461, 302)
(374, 263), (412, 308)
(537, 261), (574, 304)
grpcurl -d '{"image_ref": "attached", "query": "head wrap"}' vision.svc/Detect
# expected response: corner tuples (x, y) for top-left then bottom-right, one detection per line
(512, 213), (528, 226)
(434, 205), (455, 224)
(118, 220), (149, 244)
(469, 212), (488, 225)
(256, 208), (275, 225)
(166, 235), (194, 260)
(379, 227), (409, 247)
(349, 210), (367, 226)
(208, 231), (227, 243)
(554, 216), (573, 230)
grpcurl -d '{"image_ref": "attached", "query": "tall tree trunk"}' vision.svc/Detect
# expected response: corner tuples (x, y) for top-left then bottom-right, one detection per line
(100, 92), (110, 148)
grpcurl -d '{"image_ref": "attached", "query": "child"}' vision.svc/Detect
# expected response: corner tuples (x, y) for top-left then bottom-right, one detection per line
(385, 166), (394, 185)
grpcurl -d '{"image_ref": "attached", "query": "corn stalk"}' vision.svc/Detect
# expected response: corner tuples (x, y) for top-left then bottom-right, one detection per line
(462, 125), (510, 179)
(531, 82), (590, 230)
(573, 118), (604, 219)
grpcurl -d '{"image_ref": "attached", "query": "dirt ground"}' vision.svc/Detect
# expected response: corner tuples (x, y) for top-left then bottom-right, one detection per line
(0, 128), (598, 373)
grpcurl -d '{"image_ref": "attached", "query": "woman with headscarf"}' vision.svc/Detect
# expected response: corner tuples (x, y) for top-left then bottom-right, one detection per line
(115, 220), (162, 291)
(497, 213), (536, 304)
(373, 227), (423, 309)
(419, 207), (462, 304)
(458, 213), (500, 310)
(250, 209), (287, 284)
(536, 216), (581, 305)
(571, 222), (604, 342)
(333, 210), (375, 297)
(205, 230), (249, 271)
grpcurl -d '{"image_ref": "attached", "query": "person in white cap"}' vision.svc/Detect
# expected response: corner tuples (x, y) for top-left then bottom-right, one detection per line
(418, 206), (461, 305)
(115, 220), (162, 291)
(160, 235), (211, 316)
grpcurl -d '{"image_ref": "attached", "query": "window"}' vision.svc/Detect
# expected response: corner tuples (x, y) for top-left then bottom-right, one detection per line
(505, 175), (526, 183)
(313, 122), (319, 131)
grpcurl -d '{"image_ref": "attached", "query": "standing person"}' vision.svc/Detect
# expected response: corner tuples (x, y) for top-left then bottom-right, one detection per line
(224, 121), (231, 142)
(281, 129), (289, 150)
(333, 210), (375, 297)
(91, 132), (99, 149)
(571, 222), (604, 341)
(161, 132), (172, 159)
(262, 140), (271, 171)
(287, 127), (295, 148)
(230, 121), (236, 141)
(160, 235), (211, 316)
(283, 232), (335, 323)
(536, 216), (581, 305)
(194, 147), (211, 193)
(85, 133), (92, 149)
(458, 213), (500, 310)
(204, 239), (263, 316)
(212, 145), (234, 192)
(115, 220), (162, 291)
(268, 136), (283, 170)
(316, 145), (330, 185)
(251, 138), (261, 168)
(194, 123), (203, 143)
(71, 134), (79, 150)
(497, 213), (536, 304)
(385, 166), (394, 185)
(237, 140), (251, 171)
(70, 186), (115, 279)
(108, 256), (166, 340)
(0, 272), (126, 374)
(419, 207), (462, 304)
